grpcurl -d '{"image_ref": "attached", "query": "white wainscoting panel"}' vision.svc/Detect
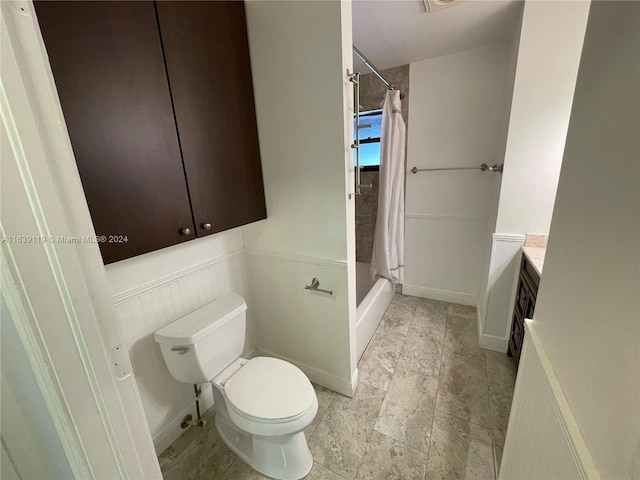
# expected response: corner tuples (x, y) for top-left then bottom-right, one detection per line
(112, 251), (250, 453)
(500, 321), (600, 479)
(481, 233), (525, 352)
(244, 249), (355, 396)
(403, 214), (490, 306)
(255, 347), (358, 398)
(401, 284), (476, 306)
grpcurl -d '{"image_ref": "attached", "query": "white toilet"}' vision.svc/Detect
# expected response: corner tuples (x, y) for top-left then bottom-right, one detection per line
(154, 293), (318, 480)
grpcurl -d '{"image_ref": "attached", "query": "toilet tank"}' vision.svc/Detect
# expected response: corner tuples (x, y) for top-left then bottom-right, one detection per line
(154, 293), (247, 384)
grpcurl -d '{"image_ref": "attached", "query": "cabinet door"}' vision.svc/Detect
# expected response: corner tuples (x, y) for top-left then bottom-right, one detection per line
(35, 1), (195, 264)
(156, 1), (266, 237)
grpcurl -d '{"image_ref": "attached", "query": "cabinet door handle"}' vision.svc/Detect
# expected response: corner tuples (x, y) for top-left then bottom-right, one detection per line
(180, 227), (192, 235)
(203, 223), (212, 230)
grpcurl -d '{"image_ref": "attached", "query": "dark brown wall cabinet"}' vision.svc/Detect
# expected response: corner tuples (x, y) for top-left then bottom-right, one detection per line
(35, 1), (266, 264)
(508, 253), (540, 369)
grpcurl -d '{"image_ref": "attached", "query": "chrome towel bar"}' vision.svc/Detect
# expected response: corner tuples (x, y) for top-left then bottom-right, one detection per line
(410, 163), (503, 174)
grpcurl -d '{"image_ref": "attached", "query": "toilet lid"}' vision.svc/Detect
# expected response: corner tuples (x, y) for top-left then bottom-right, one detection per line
(224, 357), (315, 423)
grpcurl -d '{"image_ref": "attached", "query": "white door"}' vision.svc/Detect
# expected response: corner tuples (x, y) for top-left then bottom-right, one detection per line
(1, 2), (161, 477)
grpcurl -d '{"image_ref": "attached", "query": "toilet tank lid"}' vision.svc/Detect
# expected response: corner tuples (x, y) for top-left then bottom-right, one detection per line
(154, 293), (247, 345)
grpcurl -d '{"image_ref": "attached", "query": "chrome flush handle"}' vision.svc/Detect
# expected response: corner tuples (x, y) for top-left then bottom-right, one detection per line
(171, 346), (190, 355)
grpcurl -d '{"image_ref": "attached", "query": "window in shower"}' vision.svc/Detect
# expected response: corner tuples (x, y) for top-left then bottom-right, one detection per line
(355, 109), (382, 170)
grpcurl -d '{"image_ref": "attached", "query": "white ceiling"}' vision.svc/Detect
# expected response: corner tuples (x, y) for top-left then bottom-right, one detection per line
(352, 0), (524, 72)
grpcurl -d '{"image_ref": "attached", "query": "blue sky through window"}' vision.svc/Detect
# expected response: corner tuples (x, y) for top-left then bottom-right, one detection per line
(360, 143), (381, 168)
(355, 109), (382, 168)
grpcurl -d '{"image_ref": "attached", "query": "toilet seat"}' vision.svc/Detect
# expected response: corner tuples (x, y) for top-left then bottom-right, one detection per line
(224, 357), (315, 424)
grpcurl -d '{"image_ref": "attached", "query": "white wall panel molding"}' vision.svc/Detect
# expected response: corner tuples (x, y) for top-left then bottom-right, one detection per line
(244, 247), (347, 269)
(115, 244), (350, 449)
(112, 252), (251, 450)
(112, 248), (244, 305)
(492, 233), (527, 243)
(405, 213), (488, 222)
(245, 253), (352, 392)
(404, 216), (490, 302)
(402, 284), (476, 306)
(500, 321), (600, 479)
(482, 233), (525, 344)
(256, 348), (357, 398)
(478, 294), (509, 353)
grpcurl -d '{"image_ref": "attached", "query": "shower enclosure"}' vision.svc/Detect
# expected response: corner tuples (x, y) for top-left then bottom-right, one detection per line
(351, 48), (408, 360)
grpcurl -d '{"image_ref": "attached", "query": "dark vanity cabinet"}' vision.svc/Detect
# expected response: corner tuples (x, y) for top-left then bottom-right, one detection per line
(35, 1), (266, 264)
(508, 252), (540, 368)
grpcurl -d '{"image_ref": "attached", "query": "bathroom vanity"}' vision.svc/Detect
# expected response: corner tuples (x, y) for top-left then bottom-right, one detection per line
(508, 245), (545, 368)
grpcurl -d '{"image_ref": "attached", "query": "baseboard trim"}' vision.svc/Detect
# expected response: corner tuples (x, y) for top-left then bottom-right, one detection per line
(255, 348), (356, 397)
(476, 300), (485, 334)
(401, 284), (476, 306)
(153, 388), (214, 455)
(350, 367), (360, 398)
(479, 333), (509, 353)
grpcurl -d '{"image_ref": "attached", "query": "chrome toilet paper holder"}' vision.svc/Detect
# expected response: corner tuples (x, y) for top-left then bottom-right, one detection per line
(304, 278), (333, 296)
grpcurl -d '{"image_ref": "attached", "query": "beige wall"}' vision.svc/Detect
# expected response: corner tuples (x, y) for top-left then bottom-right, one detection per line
(495, 1), (590, 235)
(243, 1), (356, 394)
(482, 0), (590, 347)
(531, 2), (639, 476)
(404, 43), (515, 306)
(243, 1), (350, 261)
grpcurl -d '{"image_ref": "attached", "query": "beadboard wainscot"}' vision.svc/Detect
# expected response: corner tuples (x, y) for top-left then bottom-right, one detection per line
(403, 213), (491, 306)
(105, 230), (252, 454)
(244, 248), (355, 397)
(501, 320), (599, 479)
(480, 233), (526, 352)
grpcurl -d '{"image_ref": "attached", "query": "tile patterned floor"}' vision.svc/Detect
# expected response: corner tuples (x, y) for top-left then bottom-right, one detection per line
(158, 294), (516, 479)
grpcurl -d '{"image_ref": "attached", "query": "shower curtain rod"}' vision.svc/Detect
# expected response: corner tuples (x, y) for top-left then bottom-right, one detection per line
(353, 46), (397, 91)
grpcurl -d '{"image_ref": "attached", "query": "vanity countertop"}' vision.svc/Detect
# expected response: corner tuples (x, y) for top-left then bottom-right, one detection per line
(522, 245), (546, 277)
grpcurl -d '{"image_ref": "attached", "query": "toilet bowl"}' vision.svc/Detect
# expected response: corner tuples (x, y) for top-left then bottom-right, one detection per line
(155, 293), (318, 480)
(211, 357), (318, 479)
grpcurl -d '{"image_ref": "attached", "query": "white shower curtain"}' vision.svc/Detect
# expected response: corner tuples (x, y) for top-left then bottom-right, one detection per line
(371, 90), (405, 284)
